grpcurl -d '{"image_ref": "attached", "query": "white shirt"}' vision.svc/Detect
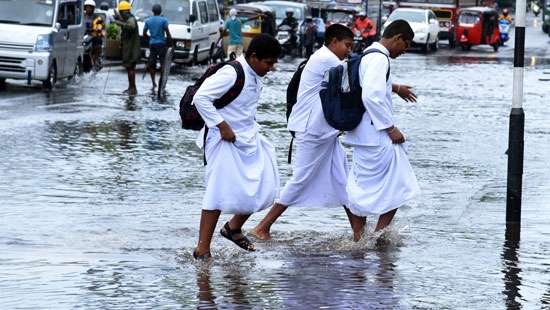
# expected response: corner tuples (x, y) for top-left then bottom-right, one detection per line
(193, 56), (262, 133)
(287, 46), (342, 135)
(344, 42), (394, 146)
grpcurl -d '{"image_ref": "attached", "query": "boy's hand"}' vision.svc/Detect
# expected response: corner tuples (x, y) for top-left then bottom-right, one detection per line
(217, 121), (236, 143)
(396, 85), (417, 103)
(387, 126), (405, 144)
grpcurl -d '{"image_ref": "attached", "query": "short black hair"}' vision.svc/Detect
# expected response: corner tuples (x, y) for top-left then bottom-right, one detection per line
(324, 24), (354, 46)
(382, 19), (414, 41)
(246, 34), (281, 59)
(152, 4), (162, 15)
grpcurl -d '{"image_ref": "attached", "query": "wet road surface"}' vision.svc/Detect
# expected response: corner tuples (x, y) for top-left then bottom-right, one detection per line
(1, 16), (549, 309)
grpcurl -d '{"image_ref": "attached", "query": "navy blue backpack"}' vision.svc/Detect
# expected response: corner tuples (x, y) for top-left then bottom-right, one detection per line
(319, 49), (390, 131)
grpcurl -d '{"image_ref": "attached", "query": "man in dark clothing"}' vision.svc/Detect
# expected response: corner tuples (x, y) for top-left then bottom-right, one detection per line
(279, 9), (299, 51)
(114, 1), (140, 95)
(143, 4), (172, 90)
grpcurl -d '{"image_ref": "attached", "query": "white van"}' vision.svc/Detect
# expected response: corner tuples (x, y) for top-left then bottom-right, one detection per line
(0, 0), (85, 89)
(130, 0), (222, 65)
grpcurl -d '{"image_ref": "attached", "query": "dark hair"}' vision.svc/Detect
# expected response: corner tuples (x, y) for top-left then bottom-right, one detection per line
(324, 24), (354, 46)
(382, 19), (414, 41)
(246, 34), (281, 59)
(152, 4), (162, 15)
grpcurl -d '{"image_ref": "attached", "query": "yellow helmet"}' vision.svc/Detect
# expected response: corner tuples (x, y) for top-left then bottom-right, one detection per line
(117, 1), (131, 11)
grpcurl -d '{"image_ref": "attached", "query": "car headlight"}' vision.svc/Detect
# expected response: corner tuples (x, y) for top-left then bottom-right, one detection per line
(175, 40), (191, 49)
(34, 34), (52, 52)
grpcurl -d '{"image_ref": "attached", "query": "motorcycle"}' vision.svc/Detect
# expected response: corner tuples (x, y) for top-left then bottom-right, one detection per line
(352, 29), (375, 54)
(531, 1), (541, 17)
(82, 34), (102, 73)
(498, 19), (511, 45)
(277, 25), (298, 58)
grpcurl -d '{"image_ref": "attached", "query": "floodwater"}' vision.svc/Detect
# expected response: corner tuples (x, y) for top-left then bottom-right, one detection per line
(0, 51), (549, 309)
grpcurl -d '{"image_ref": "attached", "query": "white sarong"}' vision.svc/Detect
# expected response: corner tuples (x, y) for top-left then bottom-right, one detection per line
(278, 131), (349, 208)
(202, 126), (280, 214)
(347, 143), (419, 216)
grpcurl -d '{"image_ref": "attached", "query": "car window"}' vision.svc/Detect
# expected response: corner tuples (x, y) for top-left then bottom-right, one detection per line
(388, 10), (427, 23)
(198, 1), (208, 24)
(192, 2), (199, 24)
(206, 0), (218, 22)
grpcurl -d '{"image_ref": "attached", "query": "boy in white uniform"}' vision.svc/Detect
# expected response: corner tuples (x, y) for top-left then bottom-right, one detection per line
(250, 25), (366, 240)
(344, 20), (420, 239)
(192, 35), (281, 260)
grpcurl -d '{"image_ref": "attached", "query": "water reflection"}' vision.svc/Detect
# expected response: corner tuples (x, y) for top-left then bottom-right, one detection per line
(502, 239), (522, 309)
(196, 271), (217, 310)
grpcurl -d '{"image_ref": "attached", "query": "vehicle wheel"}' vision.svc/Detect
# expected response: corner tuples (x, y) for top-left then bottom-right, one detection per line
(0, 78), (6, 91)
(192, 46), (199, 65)
(69, 58), (82, 81)
(83, 54), (92, 73)
(422, 35), (430, 53)
(461, 44), (469, 51)
(492, 43), (499, 52)
(430, 39), (439, 51)
(543, 24), (549, 33)
(208, 43), (215, 64)
(42, 62), (57, 89)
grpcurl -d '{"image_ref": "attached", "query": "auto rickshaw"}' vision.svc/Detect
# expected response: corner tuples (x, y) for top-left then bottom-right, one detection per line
(321, 4), (359, 28)
(455, 7), (501, 52)
(223, 3), (277, 55)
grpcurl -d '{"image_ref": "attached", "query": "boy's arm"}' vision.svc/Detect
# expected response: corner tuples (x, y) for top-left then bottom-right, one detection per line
(164, 21), (172, 45)
(193, 66), (238, 142)
(361, 54), (405, 144)
(392, 83), (417, 102)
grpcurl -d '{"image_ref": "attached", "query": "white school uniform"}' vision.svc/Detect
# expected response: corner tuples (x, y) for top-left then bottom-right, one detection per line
(344, 43), (420, 216)
(279, 46), (349, 208)
(193, 56), (280, 214)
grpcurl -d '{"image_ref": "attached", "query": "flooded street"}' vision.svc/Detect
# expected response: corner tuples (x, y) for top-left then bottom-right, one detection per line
(1, 33), (550, 309)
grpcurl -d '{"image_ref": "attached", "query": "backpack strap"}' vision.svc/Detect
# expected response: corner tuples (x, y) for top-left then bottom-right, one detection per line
(362, 49), (391, 81)
(213, 61), (245, 109)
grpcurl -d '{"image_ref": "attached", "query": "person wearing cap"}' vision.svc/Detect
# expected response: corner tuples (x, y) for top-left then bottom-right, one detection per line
(279, 8), (298, 51)
(114, 1), (141, 95)
(143, 4), (172, 90)
(83, 0), (104, 70)
(224, 8), (244, 59)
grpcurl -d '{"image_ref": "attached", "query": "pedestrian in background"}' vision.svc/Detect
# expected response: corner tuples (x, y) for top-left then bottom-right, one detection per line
(344, 20), (420, 239)
(192, 35), (282, 260)
(143, 4), (172, 91)
(225, 8), (244, 59)
(302, 16), (317, 58)
(114, 1), (141, 96)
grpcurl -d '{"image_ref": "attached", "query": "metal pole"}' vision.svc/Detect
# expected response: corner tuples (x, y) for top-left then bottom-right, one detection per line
(364, 0), (368, 15)
(506, 0), (526, 241)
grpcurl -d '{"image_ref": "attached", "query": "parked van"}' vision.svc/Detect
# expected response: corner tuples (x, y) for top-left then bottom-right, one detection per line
(0, 0), (85, 89)
(130, 0), (223, 65)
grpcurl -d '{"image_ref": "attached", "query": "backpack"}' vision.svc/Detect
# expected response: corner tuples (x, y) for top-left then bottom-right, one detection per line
(179, 61), (245, 130)
(286, 59), (308, 121)
(285, 59), (308, 164)
(319, 49), (390, 131)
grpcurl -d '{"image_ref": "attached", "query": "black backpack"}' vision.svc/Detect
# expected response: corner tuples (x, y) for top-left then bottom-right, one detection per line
(179, 61), (245, 130)
(286, 59), (308, 122)
(285, 59), (308, 163)
(320, 50), (389, 131)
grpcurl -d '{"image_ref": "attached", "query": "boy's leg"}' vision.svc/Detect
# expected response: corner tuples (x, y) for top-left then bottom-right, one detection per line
(344, 206), (366, 242)
(249, 203), (287, 240)
(195, 209), (221, 256)
(375, 209), (398, 231)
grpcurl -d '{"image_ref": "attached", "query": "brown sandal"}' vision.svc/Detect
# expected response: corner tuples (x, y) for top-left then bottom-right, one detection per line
(220, 222), (256, 252)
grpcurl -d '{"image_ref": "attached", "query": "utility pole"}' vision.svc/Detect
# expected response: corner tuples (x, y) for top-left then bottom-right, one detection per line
(506, 0), (526, 241)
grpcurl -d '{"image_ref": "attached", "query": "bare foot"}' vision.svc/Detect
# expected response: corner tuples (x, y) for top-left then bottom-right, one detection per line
(249, 227), (271, 241)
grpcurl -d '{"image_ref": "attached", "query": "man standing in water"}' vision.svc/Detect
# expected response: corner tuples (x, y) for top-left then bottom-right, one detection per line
(143, 4), (172, 91)
(192, 35), (282, 260)
(344, 20), (420, 239)
(114, 1), (141, 96)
